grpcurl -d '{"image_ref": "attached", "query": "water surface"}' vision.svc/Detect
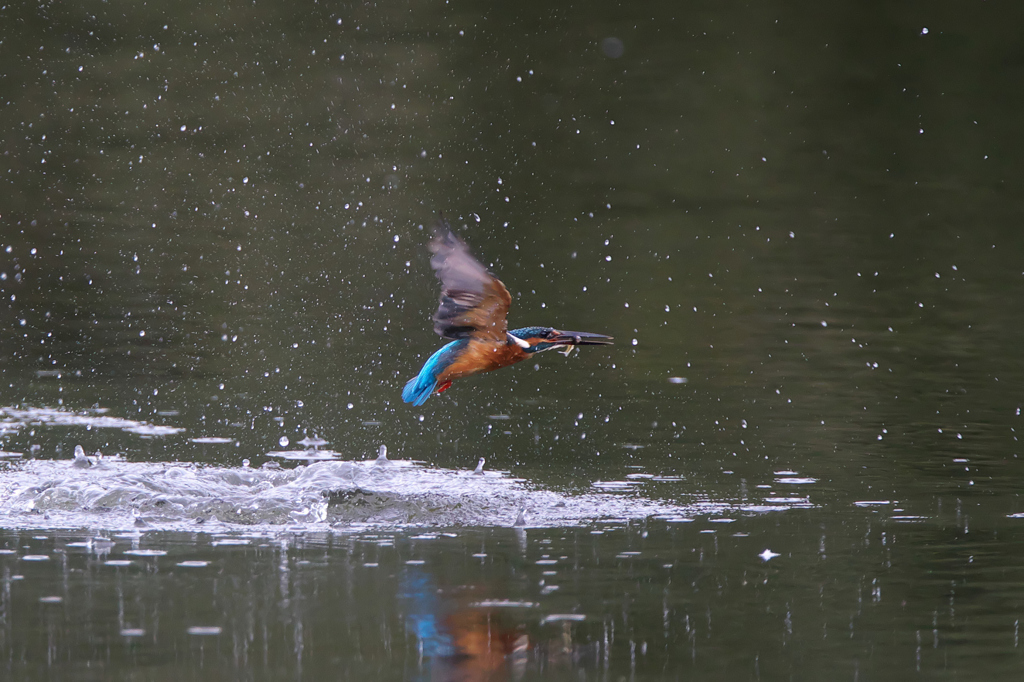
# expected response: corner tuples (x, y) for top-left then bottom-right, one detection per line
(2, 0), (1024, 679)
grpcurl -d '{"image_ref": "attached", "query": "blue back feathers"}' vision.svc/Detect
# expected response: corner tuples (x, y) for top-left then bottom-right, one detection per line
(509, 326), (552, 341)
(401, 339), (468, 406)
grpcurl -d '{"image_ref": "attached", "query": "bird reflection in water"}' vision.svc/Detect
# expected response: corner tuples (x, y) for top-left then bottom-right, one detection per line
(402, 570), (602, 682)
(401, 569), (528, 681)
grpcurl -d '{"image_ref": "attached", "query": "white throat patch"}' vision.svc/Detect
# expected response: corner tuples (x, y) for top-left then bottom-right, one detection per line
(508, 333), (530, 349)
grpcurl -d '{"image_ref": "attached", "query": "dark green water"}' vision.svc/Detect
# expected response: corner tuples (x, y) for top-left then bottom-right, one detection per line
(3, 0), (1024, 679)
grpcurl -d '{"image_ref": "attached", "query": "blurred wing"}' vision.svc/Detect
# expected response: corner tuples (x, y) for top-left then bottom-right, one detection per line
(429, 219), (512, 341)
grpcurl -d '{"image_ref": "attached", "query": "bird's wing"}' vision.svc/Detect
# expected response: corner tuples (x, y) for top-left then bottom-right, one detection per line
(429, 218), (512, 342)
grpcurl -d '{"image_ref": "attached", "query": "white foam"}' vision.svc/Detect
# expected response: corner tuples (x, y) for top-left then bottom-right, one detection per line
(0, 406), (183, 436)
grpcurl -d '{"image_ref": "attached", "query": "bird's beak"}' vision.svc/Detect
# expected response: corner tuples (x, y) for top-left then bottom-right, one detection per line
(551, 330), (614, 346)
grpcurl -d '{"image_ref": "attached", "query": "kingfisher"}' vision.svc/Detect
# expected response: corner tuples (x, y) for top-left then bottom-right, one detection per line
(402, 218), (613, 406)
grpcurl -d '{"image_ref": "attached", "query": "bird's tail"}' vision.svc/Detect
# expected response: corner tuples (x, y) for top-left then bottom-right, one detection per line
(402, 371), (438, 406)
(402, 340), (463, 406)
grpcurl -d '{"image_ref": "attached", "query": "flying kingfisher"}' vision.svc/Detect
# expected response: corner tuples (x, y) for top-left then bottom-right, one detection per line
(402, 218), (613, 406)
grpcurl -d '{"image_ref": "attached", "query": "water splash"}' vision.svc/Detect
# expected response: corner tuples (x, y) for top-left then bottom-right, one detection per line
(0, 448), (811, 532)
(0, 406), (184, 437)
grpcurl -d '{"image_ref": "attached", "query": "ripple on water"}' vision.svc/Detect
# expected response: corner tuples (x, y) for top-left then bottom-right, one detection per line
(0, 406), (184, 437)
(891, 515), (929, 523)
(265, 449), (342, 461)
(211, 539), (250, 546)
(186, 626), (222, 636)
(591, 480), (641, 490)
(541, 614), (586, 624)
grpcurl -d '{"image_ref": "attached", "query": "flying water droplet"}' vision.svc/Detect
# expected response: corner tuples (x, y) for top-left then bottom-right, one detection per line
(72, 445), (93, 469)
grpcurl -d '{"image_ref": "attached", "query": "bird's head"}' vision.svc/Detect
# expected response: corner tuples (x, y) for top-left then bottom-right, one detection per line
(508, 327), (614, 354)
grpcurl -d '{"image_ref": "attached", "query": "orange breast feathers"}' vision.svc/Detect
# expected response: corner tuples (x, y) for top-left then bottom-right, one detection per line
(435, 338), (529, 383)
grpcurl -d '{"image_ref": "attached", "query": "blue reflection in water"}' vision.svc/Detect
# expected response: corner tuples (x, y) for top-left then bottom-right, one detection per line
(401, 569), (457, 661)
(400, 567), (526, 681)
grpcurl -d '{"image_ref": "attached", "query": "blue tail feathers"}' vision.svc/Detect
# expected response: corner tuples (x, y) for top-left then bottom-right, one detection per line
(402, 373), (438, 407)
(402, 340), (467, 406)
